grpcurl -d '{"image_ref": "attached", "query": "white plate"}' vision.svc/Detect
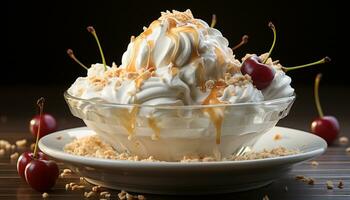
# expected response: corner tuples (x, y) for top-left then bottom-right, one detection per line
(39, 126), (327, 195)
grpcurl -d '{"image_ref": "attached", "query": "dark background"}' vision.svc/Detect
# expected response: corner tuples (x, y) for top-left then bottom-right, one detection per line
(5, 0), (338, 87)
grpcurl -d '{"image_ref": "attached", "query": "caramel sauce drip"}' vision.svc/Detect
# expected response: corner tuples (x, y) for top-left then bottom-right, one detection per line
(126, 38), (142, 72)
(196, 62), (206, 91)
(202, 86), (224, 144)
(119, 106), (139, 140)
(214, 47), (225, 66)
(148, 117), (160, 140)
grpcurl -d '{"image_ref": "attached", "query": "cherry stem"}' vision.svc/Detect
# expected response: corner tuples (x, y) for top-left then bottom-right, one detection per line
(314, 74), (324, 117)
(67, 49), (88, 70)
(232, 35), (249, 51)
(263, 22), (276, 64)
(87, 26), (107, 71)
(33, 97), (45, 159)
(210, 14), (217, 28)
(282, 57), (331, 72)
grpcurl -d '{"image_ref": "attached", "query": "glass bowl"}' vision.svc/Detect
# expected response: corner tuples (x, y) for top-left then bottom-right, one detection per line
(64, 91), (295, 161)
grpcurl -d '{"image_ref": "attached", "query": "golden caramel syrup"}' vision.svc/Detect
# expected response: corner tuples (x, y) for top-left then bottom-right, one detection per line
(119, 106), (139, 140)
(214, 46), (225, 66)
(196, 62), (206, 91)
(148, 117), (160, 140)
(126, 37), (142, 72)
(202, 86), (224, 144)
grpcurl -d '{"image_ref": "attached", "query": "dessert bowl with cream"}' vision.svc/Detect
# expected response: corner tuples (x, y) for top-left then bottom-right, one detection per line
(65, 10), (296, 161)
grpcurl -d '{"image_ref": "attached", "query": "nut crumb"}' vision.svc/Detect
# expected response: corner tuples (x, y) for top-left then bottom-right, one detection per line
(15, 139), (27, 147)
(338, 180), (344, 189)
(295, 175), (305, 180)
(326, 180), (334, 189)
(262, 195), (269, 200)
(0, 149), (5, 157)
(42, 192), (49, 198)
(92, 185), (101, 192)
(339, 136), (349, 145)
(63, 169), (72, 173)
(311, 161), (319, 166)
(84, 191), (96, 198)
(273, 133), (282, 141)
(56, 136), (62, 140)
(346, 147), (350, 153)
(10, 152), (19, 160)
(307, 178), (315, 185)
(11, 144), (16, 150)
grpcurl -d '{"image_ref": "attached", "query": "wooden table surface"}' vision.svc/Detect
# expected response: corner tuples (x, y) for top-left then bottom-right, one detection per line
(0, 85), (349, 200)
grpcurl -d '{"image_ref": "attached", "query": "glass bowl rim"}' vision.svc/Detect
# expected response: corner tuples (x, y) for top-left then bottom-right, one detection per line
(64, 91), (296, 110)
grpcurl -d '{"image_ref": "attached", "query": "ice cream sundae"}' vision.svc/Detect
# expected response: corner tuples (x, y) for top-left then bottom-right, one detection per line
(65, 9), (329, 161)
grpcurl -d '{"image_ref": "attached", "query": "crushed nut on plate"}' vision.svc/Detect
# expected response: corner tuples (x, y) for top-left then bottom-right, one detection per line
(339, 136), (349, 145)
(326, 180), (334, 189)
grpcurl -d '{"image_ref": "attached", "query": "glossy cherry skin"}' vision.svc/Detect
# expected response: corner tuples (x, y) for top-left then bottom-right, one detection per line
(29, 113), (57, 138)
(17, 152), (47, 179)
(24, 159), (59, 192)
(241, 55), (275, 90)
(311, 116), (340, 145)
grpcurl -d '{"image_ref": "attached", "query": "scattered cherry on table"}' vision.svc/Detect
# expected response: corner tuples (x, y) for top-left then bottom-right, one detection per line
(17, 97), (59, 192)
(311, 74), (340, 144)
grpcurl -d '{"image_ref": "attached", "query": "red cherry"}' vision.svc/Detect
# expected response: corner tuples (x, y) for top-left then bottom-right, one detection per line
(24, 159), (59, 192)
(29, 113), (57, 138)
(311, 116), (339, 145)
(241, 55), (275, 89)
(17, 151), (47, 179)
(311, 74), (340, 144)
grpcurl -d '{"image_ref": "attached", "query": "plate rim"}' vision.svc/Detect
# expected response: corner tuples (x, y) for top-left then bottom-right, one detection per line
(39, 126), (327, 168)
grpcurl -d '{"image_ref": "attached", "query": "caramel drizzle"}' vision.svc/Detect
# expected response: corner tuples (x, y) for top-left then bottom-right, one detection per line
(196, 62), (206, 91)
(214, 46), (225, 66)
(119, 106), (139, 140)
(148, 117), (160, 140)
(202, 86), (224, 144)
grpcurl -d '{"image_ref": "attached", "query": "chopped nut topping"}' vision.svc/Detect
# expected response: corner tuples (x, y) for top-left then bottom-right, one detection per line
(326, 180), (334, 189)
(63, 169), (72, 173)
(10, 152), (19, 160)
(311, 161), (319, 166)
(92, 185), (102, 192)
(339, 136), (349, 145)
(273, 133), (282, 141)
(42, 192), (49, 198)
(346, 147), (350, 153)
(0, 149), (5, 157)
(15, 139), (27, 147)
(338, 180), (344, 189)
(205, 80), (215, 89)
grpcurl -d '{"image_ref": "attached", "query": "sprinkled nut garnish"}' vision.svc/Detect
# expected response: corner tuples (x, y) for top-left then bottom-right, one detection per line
(338, 180), (344, 189)
(15, 139), (27, 147)
(311, 161), (319, 166)
(84, 191), (96, 198)
(11, 144), (16, 150)
(42, 192), (49, 198)
(295, 175), (305, 180)
(339, 136), (349, 145)
(326, 180), (334, 189)
(307, 178), (315, 185)
(65, 183), (70, 190)
(273, 133), (282, 141)
(205, 80), (215, 89)
(118, 190), (127, 200)
(10, 152), (19, 160)
(262, 195), (269, 200)
(92, 185), (102, 192)
(63, 168), (72, 173)
(80, 177), (85, 182)
(0, 149), (5, 157)
(346, 147), (350, 153)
